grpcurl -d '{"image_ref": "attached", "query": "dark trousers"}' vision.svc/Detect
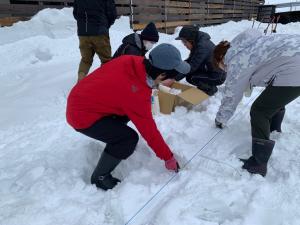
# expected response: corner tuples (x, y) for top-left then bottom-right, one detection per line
(250, 86), (300, 140)
(77, 116), (138, 159)
(186, 70), (226, 86)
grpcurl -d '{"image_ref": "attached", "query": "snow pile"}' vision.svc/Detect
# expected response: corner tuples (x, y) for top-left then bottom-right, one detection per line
(1, 8), (300, 225)
(0, 8), (75, 45)
(264, 0), (300, 13)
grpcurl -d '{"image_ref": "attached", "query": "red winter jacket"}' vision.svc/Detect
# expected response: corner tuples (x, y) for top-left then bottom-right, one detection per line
(66, 55), (173, 161)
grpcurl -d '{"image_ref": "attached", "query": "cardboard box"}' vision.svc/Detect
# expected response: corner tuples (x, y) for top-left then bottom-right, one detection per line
(157, 82), (209, 114)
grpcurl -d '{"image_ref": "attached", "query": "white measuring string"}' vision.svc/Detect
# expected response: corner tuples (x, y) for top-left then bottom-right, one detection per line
(124, 89), (263, 225)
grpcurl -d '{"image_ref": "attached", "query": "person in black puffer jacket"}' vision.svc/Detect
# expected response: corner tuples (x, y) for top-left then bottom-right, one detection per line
(175, 25), (226, 96)
(73, 0), (117, 82)
(113, 22), (159, 58)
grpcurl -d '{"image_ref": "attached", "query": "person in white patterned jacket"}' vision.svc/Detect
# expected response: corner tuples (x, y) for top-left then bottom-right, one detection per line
(213, 29), (300, 177)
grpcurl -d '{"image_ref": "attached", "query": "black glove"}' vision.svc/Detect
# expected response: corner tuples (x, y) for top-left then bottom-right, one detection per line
(215, 119), (224, 129)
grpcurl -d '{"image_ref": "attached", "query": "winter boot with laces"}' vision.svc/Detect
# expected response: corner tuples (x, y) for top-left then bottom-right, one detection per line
(91, 151), (121, 190)
(241, 138), (275, 177)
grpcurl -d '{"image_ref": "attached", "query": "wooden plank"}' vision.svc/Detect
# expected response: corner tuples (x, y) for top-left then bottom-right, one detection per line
(207, 9), (223, 13)
(204, 19), (228, 24)
(206, 14), (224, 19)
(115, 0), (131, 4)
(12, 0), (72, 2)
(165, 1), (204, 8)
(133, 0), (165, 7)
(0, 3), (11, 12)
(116, 6), (131, 15)
(207, 4), (224, 9)
(133, 6), (163, 14)
(133, 1), (205, 10)
(133, 14), (164, 22)
(133, 20), (197, 30)
(206, 0), (225, 3)
(135, 0), (204, 8)
(224, 9), (243, 13)
(134, 12), (206, 23)
(2, 4), (40, 16)
(0, 16), (29, 26)
(165, 8), (205, 14)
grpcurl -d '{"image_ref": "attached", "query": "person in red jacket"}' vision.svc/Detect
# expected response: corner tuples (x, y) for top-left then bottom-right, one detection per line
(66, 43), (190, 190)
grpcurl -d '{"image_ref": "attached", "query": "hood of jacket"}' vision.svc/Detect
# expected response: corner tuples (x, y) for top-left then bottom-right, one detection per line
(122, 33), (143, 50)
(193, 31), (214, 53)
(196, 31), (211, 42)
(225, 29), (262, 64)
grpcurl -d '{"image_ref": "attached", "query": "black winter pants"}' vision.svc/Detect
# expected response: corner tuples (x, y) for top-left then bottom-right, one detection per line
(186, 70), (226, 86)
(250, 86), (300, 140)
(76, 116), (139, 159)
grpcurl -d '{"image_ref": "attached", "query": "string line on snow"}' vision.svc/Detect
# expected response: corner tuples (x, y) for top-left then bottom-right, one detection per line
(124, 89), (264, 225)
(197, 154), (242, 176)
(123, 128), (223, 225)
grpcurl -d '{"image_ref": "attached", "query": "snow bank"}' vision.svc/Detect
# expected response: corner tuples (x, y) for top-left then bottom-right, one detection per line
(1, 8), (300, 225)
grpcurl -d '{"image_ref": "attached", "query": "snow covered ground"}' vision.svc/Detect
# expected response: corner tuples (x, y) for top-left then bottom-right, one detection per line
(264, 0), (300, 13)
(265, 0), (299, 4)
(1, 8), (300, 225)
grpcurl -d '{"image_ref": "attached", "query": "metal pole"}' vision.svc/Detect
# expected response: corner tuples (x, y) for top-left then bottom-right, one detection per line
(130, 0), (134, 29)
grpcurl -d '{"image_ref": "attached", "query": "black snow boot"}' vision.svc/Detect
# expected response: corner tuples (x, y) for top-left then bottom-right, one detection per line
(197, 82), (218, 96)
(270, 108), (285, 132)
(91, 151), (121, 190)
(242, 138), (275, 177)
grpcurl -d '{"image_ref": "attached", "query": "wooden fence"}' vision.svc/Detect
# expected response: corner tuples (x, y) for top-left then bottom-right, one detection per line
(0, 0), (263, 32)
(257, 5), (275, 22)
(129, 0), (262, 32)
(257, 3), (300, 24)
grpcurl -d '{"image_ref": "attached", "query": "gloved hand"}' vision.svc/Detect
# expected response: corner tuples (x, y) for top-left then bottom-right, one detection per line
(215, 119), (224, 129)
(165, 156), (180, 173)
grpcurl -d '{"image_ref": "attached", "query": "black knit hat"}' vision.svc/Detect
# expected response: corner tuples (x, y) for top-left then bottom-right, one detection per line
(175, 25), (199, 42)
(141, 22), (159, 42)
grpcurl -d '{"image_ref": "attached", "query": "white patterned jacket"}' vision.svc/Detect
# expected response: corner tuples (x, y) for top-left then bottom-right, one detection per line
(216, 29), (300, 124)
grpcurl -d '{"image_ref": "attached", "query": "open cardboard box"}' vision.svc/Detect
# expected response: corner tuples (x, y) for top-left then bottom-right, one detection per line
(157, 82), (209, 114)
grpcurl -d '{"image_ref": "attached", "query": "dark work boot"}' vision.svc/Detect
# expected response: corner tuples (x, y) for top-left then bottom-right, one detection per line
(270, 108), (285, 132)
(242, 138), (275, 177)
(91, 151), (121, 190)
(240, 156), (253, 164)
(197, 82), (218, 96)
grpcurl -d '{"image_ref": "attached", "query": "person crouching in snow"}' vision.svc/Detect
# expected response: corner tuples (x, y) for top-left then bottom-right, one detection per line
(66, 44), (190, 190)
(214, 29), (300, 177)
(113, 22), (159, 58)
(174, 25), (227, 96)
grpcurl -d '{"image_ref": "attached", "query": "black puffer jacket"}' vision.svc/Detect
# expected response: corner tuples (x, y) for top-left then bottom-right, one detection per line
(73, 0), (117, 36)
(187, 31), (215, 74)
(113, 33), (146, 58)
(176, 31), (224, 81)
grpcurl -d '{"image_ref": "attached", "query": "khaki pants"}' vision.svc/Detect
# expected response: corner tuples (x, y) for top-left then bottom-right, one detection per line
(78, 35), (112, 80)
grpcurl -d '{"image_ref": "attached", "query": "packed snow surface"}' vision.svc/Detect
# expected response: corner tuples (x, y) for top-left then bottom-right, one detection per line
(1, 8), (300, 225)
